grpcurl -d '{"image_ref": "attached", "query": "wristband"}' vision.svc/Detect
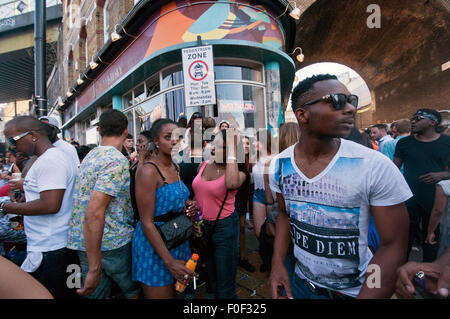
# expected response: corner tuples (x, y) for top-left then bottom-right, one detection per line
(227, 156), (237, 161)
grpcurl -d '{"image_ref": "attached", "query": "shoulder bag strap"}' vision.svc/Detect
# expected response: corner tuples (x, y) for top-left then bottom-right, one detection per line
(144, 161), (168, 185)
(209, 189), (229, 236)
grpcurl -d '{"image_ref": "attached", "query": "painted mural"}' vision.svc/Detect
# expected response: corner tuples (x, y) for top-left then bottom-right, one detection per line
(75, 0), (285, 114)
(144, 0), (285, 57)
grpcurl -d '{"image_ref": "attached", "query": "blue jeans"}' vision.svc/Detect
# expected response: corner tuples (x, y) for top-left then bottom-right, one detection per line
(203, 211), (239, 299)
(284, 250), (331, 299)
(77, 242), (140, 299)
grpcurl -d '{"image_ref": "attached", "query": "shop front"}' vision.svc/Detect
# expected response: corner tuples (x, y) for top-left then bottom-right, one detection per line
(60, 0), (296, 143)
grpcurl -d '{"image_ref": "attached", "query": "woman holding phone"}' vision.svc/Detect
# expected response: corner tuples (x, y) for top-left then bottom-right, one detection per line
(192, 129), (248, 299)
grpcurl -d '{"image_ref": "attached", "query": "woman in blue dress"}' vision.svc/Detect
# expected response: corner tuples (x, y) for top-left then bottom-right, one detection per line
(132, 119), (197, 299)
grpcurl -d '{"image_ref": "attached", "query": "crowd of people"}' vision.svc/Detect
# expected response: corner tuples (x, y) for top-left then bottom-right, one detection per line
(0, 73), (449, 300)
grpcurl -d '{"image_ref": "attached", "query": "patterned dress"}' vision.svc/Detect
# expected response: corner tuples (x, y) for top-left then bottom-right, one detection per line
(132, 180), (191, 287)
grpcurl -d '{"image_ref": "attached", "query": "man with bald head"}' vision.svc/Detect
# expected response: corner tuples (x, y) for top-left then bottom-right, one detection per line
(1, 116), (78, 298)
(268, 74), (412, 299)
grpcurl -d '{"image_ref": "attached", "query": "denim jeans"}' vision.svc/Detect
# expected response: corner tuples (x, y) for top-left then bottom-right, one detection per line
(203, 211), (239, 299)
(77, 242), (140, 299)
(30, 247), (79, 299)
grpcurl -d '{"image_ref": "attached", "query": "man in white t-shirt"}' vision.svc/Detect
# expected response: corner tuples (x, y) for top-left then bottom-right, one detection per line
(268, 74), (412, 299)
(1, 116), (78, 298)
(7, 116), (80, 198)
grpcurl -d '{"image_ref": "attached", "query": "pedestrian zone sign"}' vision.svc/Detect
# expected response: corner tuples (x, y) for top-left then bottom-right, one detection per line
(182, 45), (216, 107)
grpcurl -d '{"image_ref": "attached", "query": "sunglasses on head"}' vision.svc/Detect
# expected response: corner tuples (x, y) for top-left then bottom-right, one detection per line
(7, 131), (31, 146)
(192, 113), (203, 119)
(302, 93), (359, 110)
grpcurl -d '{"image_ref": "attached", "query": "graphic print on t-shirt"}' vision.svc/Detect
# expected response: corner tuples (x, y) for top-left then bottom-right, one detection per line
(279, 156), (364, 290)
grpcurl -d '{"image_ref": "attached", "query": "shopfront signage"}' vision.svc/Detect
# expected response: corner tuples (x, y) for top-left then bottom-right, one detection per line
(182, 45), (216, 107)
(218, 100), (256, 112)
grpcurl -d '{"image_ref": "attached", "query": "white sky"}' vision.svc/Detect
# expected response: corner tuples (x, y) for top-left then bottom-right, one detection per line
(295, 62), (359, 84)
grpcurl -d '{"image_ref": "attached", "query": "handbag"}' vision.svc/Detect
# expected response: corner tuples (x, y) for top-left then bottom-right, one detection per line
(156, 212), (194, 251)
(150, 162), (194, 250)
(191, 190), (229, 257)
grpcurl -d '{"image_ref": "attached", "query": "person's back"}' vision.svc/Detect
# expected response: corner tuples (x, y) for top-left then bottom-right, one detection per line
(67, 109), (140, 299)
(68, 146), (134, 251)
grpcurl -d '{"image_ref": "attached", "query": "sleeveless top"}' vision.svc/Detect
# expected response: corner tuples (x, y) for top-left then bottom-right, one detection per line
(192, 161), (238, 221)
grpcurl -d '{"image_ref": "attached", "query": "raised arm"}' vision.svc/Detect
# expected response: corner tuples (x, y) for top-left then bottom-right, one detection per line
(225, 130), (246, 190)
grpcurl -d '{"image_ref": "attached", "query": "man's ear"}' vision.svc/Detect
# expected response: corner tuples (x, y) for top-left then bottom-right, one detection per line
(30, 130), (40, 142)
(295, 107), (309, 125)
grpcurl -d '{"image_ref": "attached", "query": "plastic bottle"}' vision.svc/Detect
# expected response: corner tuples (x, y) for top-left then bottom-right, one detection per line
(175, 253), (199, 293)
(193, 207), (203, 237)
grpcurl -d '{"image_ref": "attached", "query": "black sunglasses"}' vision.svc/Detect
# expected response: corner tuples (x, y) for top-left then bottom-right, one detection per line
(302, 93), (358, 110)
(192, 112), (203, 119)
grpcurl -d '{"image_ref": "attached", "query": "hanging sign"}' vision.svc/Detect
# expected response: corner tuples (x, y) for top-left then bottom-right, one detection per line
(182, 45), (216, 107)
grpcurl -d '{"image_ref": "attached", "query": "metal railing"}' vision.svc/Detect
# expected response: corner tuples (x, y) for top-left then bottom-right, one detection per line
(0, 0), (61, 20)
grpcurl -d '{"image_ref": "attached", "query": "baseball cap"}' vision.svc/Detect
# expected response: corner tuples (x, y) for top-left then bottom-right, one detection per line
(39, 116), (61, 132)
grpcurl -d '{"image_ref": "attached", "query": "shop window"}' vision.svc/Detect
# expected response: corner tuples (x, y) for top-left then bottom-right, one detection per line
(165, 89), (185, 121)
(125, 110), (134, 139)
(78, 24), (87, 70)
(214, 63), (262, 83)
(103, 0), (110, 43)
(162, 65), (183, 89)
(123, 91), (133, 109)
(134, 94), (165, 132)
(216, 84), (265, 130)
(67, 49), (74, 87)
(146, 75), (160, 97)
(134, 84), (146, 104)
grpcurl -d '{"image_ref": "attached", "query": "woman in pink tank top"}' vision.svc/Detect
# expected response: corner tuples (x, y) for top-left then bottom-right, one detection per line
(192, 129), (248, 299)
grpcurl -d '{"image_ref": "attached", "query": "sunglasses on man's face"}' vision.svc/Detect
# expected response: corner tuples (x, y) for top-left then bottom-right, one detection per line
(7, 131), (31, 146)
(302, 93), (359, 110)
(410, 115), (429, 122)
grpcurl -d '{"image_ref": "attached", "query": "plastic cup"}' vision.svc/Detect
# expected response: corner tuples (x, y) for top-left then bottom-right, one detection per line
(10, 173), (21, 181)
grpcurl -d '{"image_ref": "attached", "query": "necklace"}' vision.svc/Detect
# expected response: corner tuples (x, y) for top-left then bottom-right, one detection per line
(214, 162), (225, 175)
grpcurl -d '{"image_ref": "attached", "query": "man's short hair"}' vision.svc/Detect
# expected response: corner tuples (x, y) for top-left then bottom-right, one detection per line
(99, 109), (128, 137)
(394, 119), (411, 134)
(290, 74), (338, 112)
(6, 116), (46, 135)
(373, 124), (388, 132)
